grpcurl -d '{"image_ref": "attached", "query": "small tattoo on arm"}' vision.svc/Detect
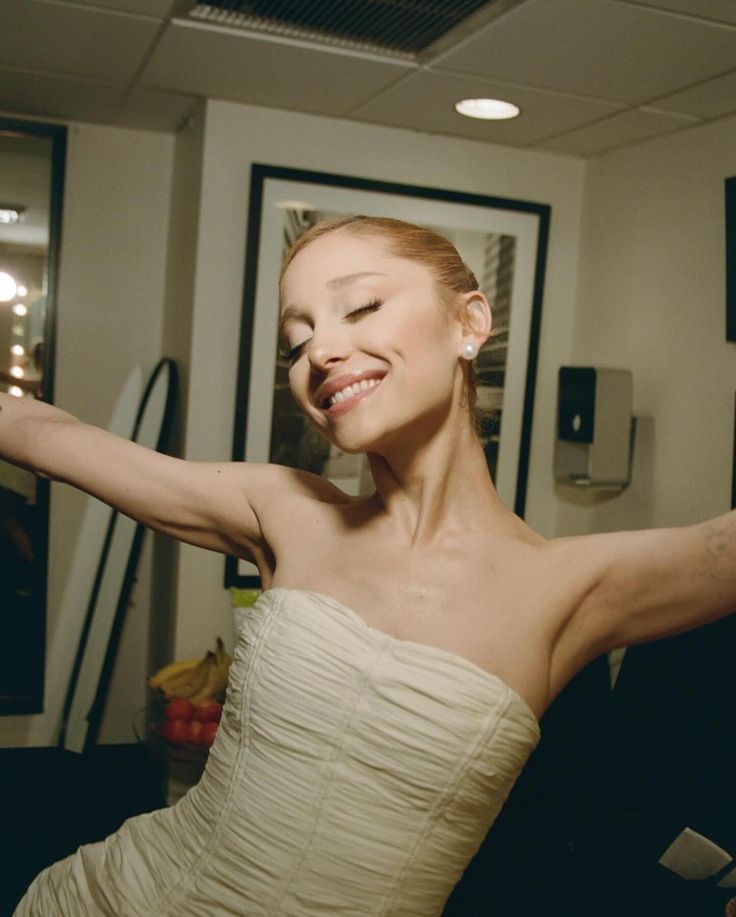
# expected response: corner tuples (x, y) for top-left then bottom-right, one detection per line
(703, 520), (736, 582)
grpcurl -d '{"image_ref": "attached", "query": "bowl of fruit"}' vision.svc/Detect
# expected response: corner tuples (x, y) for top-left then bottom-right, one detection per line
(142, 637), (232, 760)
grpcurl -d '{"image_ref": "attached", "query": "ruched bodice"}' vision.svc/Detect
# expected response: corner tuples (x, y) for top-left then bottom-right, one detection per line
(16, 588), (540, 916)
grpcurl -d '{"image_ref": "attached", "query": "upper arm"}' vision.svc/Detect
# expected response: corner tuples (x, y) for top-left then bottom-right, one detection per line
(559, 514), (736, 660)
(36, 418), (342, 560)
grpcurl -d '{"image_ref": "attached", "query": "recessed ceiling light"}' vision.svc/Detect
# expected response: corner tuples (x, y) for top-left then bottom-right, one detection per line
(455, 98), (520, 120)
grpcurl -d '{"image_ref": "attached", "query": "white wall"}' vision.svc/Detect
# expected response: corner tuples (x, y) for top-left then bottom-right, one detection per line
(148, 101), (207, 679)
(0, 122), (173, 747)
(170, 99), (587, 659)
(558, 115), (736, 537)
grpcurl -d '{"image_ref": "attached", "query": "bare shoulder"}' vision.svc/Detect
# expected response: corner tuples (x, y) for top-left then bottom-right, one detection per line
(247, 464), (354, 537)
(248, 464), (354, 510)
(241, 465), (355, 581)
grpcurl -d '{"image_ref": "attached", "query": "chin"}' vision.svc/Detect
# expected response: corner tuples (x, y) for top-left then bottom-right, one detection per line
(321, 429), (377, 455)
(331, 426), (414, 459)
(309, 416), (383, 455)
(308, 394), (450, 456)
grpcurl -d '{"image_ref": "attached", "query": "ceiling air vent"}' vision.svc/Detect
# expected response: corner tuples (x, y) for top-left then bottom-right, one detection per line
(186, 0), (494, 57)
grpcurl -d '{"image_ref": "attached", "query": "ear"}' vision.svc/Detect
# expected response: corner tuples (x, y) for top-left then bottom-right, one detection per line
(459, 291), (493, 346)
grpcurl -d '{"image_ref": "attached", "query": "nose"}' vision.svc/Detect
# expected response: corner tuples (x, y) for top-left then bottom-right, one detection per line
(306, 322), (351, 371)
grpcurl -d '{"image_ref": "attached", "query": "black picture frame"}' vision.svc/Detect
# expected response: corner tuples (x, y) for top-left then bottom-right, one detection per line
(226, 164), (551, 588)
(727, 175), (736, 344)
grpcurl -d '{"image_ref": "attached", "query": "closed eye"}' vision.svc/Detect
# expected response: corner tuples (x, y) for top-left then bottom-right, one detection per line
(346, 299), (382, 321)
(279, 340), (308, 365)
(279, 300), (383, 365)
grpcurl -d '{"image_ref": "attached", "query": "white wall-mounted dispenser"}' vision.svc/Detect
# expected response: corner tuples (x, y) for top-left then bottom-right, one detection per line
(554, 366), (635, 490)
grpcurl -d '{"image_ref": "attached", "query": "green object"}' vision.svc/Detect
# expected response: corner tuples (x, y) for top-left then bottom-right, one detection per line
(230, 588), (261, 608)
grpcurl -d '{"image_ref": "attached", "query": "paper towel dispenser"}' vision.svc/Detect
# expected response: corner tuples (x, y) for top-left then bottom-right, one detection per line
(554, 366), (635, 490)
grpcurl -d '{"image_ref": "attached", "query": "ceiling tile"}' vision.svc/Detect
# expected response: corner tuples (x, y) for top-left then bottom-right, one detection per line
(0, 67), (125, 125)
(652, 69), (736, 119)
(351, 69), (624, 145)
(140, 20), (414, 117)
(48, 0), (177, 18)
(537, 107), (697, 155)
(0, 0), (161, 83)
(0, 0), (728, 154)
(436, 0), (736, 104)
(114, 86), (198, 132)
(624, 0), (736, 26)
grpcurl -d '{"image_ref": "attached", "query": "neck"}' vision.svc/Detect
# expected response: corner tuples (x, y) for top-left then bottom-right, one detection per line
(365, 416), (512, 547)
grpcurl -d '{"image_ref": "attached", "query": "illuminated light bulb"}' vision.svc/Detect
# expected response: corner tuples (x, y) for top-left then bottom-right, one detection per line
(10, 366), (24, 378)
(9, 386), (23, 397)
(11, 344), (25, 356)
(12, 323), (23, 335)
(0, 271), (17, 302)
(0, 209), (22, 225)
(454, 98), (520, 120)
(12, 303), (28, 317)
(17, 285), (27, 297)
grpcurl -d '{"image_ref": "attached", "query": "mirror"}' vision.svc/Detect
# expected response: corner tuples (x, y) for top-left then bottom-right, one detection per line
(0, 118), (66, 715)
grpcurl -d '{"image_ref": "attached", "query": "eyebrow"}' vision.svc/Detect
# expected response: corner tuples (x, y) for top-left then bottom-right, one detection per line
(325, 271), (386, 290)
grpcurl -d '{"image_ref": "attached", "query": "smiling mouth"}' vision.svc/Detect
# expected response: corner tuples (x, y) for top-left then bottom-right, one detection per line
(326, 377), (381, 407)
(321, 377), (382, 413)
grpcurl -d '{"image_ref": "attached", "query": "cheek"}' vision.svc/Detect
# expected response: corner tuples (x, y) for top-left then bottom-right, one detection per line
(396, 311), (457, 369)
(288, 365), (310, 409)
(386, 300), (449, 348)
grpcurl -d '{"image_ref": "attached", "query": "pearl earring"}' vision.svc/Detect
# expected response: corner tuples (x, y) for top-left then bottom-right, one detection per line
(460, 341), (478, 361)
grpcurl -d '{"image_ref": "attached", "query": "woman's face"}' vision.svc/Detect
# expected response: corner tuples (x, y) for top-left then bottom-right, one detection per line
(279, 230), (465, 454)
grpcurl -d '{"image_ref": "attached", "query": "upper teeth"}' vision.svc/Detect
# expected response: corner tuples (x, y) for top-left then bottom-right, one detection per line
(328, 378), (380, 406)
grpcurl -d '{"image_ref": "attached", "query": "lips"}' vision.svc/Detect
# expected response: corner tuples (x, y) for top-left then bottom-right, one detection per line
(328, 377), (381, 406)
(313, 370), (386, 410)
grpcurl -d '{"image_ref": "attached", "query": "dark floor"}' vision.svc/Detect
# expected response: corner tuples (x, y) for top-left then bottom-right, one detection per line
(2, 743), (165, 915)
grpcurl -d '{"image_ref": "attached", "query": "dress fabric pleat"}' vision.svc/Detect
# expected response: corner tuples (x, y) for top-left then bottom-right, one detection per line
(16, 588), (540, 916)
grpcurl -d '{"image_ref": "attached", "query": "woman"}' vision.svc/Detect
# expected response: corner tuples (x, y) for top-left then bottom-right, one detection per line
(8, 216), (736, 915)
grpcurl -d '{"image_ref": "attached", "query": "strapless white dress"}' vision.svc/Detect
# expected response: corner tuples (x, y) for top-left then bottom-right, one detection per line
(15, 588), (540, 916)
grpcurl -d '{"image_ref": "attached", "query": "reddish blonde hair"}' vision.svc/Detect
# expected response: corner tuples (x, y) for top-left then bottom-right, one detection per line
(279, 215), (483, 423)
(280, 215), (479, 305)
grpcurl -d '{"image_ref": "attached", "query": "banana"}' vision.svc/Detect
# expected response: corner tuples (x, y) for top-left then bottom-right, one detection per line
(189, 640), (231, 704)
(215, 637), (232, 670)
(161, 652), (215, 699)
(148, 638), (233, 701)
(147, 657), (201, 691)
(213, 637), (233, 695)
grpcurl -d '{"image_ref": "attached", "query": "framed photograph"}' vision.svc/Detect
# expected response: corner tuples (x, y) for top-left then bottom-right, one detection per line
(727, 176), (736, 343)
(227, 164), (551, 587)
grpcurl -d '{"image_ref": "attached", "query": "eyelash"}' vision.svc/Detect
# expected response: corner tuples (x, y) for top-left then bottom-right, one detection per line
(347, 298), (382, 318)
(279, 299), (382, 365)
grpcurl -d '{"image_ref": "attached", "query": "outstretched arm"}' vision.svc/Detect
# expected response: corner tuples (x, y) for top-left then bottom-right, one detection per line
(0, 391), (337, 564)
(553, 511), (736, 673)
